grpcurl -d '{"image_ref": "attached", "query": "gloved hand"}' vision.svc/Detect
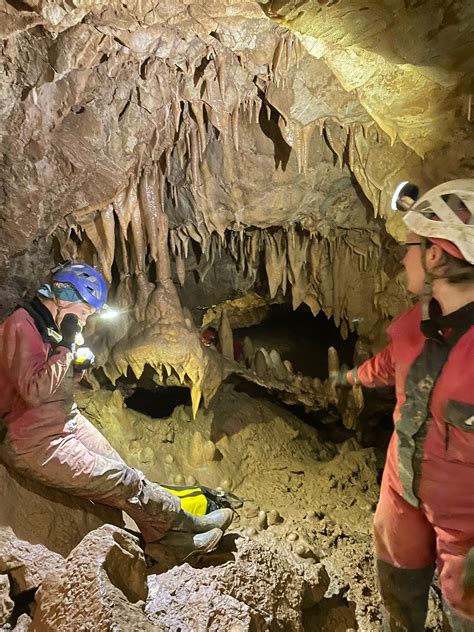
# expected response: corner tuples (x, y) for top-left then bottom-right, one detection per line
(462, 548), (474, 590)
(72, 347), (95, 372)
(59, 313), (80, 350)
(329, 366), (352, 389)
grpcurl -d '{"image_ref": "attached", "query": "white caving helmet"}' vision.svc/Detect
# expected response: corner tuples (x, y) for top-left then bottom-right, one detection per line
(391, 179), (474, 265)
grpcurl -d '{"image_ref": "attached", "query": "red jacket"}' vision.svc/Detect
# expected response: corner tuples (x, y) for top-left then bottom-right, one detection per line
(354, 302), (474, 507)
(0, 301), (73, 444)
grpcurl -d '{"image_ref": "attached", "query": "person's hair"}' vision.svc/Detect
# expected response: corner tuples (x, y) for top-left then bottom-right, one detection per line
(425, 239), (474, 284)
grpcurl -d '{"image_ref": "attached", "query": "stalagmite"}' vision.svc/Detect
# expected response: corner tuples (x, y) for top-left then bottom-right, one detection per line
(219, 309), (234, 361)
(268, 349), (288, 381)
(327, 347), (340, 375)
(254, 348), (269, 379)
(243, 337), (254, 365)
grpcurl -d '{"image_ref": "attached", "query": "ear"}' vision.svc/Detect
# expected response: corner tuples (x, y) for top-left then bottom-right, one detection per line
(425, 242), (445, 267)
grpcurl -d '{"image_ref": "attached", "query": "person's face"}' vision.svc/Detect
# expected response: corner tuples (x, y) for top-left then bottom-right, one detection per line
(56, 301), (96, 327)
(401, 232), (426, 294)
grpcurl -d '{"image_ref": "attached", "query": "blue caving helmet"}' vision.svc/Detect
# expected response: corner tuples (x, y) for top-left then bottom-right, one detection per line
(53, 263), (108, 311)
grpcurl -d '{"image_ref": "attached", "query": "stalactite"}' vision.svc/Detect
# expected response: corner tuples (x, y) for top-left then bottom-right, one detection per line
(114, 185), (132, 246)
(80, 215), (111, 281)
(97, 205), (115, 282)
(138, 171), (159, 263)
(264, 232), (287, 298)
(272, 36), (285, 78)
(299, 122), (316, 174)
(134, 271), (153, 322)
(128, 182), (146, 274)
(191, 101), (207, 152)
(175, 254), (186, 287)
(294, 37), (302, 69)
(117, 225), (130, 278)
(213, 52), (226, 99)
(231, 104), (240, 153)
(55, 227), (78, 263)
(189, 128), (201, 186)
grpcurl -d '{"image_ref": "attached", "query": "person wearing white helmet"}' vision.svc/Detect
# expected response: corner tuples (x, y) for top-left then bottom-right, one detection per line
(333, 180), (474, 630)
(0, 262), (233, 557)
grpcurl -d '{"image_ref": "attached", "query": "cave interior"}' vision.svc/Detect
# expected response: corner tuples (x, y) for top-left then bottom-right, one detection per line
(1, 0), (473, 629)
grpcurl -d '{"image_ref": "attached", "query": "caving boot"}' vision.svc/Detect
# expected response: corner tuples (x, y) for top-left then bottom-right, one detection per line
(145, 527), (224, 561)
(171, 507), (233, 534)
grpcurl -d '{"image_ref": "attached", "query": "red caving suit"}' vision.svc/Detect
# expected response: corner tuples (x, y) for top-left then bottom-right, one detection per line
(0, 298), (180, 542)
(353, 300), (474, 627)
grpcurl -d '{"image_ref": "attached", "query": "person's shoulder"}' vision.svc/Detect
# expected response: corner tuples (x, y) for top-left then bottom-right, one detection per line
(2, 307), (35, 331)
(387, 303), (421, 337)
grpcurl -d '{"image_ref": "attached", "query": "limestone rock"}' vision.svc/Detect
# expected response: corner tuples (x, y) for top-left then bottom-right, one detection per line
(0, 528), (64, 594)
(146, 536), (330, 630)
(0, 574), (14, 626)
(12, 613), (32, 631)
(0, 464), (123, 557)
(31, 525), (155, 632)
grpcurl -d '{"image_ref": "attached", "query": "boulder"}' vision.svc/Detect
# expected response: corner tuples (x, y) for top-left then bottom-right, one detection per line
(146, 535), (330, 631)
(0, 464), (123, 557)
(30, 525), (156, 632)
(0, 574), (14, 626)
(0, 527), (64, 594)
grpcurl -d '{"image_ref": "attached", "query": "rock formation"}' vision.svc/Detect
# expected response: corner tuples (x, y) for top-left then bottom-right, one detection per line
(1, 1), (472, 629)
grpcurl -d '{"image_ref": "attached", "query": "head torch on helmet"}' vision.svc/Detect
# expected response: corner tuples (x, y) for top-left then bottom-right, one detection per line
(390, 181), (420, 212)
(390, 180), (474, 264)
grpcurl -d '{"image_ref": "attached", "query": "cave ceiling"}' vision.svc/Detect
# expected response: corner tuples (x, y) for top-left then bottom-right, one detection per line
(1, 0), (473, 409)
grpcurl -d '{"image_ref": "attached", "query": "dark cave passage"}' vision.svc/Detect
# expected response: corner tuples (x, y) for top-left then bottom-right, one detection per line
(235, 303), (358, 379)
(125, 386), (191, 418)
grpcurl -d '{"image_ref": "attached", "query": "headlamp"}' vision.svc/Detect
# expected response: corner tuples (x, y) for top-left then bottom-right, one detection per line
(99, 305), (120, 320)
(390, 181), (420, 211)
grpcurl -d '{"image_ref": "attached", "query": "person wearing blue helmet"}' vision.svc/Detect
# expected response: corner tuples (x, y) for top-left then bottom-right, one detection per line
(0, 261), (232, 557)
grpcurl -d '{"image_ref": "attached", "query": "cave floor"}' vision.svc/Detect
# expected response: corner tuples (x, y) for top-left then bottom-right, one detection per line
(76, 383), (445, 631)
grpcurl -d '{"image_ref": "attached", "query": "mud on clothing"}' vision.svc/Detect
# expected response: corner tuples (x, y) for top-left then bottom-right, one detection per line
(353, 300), (474, 625)
(0, 298), (180, 542)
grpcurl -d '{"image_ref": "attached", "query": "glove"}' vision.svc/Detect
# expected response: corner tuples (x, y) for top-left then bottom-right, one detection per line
(462, 548), (474, 590)
(59, 313), (80, 350)
(72, 347), (95, 372)
(330, 367), (352, 389)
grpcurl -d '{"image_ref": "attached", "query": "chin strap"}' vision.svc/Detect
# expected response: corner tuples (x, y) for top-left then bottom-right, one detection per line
(419, 240), (433, 321)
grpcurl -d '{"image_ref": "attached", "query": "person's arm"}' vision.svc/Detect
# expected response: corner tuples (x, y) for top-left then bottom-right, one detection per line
(347, 342), (396, 389)
(3, 313), (73, 407)
(334, 342), (396, 389)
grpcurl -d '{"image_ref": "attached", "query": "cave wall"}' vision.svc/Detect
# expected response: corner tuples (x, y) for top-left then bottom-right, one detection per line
(1, 0), (474, 400)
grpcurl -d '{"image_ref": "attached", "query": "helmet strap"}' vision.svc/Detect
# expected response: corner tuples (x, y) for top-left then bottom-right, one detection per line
(420, 241), (433, 321)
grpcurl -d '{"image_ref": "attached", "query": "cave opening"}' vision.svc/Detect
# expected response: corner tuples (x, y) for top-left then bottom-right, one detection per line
(235, 302), (358, 378)
(124, 386), (191, 419)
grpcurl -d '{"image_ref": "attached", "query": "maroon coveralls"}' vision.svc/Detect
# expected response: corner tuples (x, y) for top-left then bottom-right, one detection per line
(0, 300), (180, 542)
(352, 301), (474, 629)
